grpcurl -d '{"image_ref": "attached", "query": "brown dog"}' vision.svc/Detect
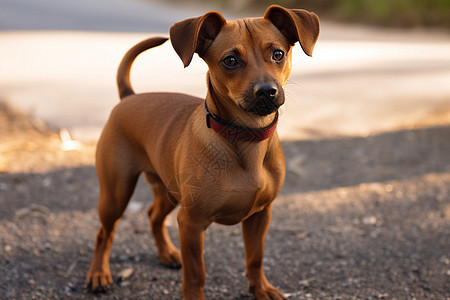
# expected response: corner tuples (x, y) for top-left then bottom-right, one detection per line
(86, 5), (319, 299)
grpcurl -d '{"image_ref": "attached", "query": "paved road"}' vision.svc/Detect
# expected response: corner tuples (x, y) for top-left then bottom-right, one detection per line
(1, 0), (450, 141)
(0, 0), (206, 32)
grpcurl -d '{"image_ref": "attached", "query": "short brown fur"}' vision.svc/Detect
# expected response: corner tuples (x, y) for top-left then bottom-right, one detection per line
(86, 5), (319, 299)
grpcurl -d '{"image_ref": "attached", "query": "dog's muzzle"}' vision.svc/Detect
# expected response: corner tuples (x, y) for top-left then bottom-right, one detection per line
(243, 82), (284, 116)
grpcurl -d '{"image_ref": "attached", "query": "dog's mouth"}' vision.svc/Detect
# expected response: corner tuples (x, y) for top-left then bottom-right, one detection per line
(241, 99), (281, 116)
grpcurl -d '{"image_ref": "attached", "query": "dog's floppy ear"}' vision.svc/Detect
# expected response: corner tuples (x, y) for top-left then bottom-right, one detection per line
(264, 5), (320, 57)
(170, 12), (226, 67)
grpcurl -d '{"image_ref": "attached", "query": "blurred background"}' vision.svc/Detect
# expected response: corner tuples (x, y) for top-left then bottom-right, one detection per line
(1, 0), (449, 144)
(208, 0), (450, 28)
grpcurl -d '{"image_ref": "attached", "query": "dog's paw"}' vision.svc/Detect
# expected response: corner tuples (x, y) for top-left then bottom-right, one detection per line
(160, 249), (182, 269)
(85, 271), (113, 293)
(249, 283), (286, 300)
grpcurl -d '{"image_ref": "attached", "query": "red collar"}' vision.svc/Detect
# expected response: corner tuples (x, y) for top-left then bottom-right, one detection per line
(205, 101), (278, 143)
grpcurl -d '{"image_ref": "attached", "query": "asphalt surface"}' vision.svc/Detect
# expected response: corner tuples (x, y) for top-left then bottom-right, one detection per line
(0, 0), (200, 32)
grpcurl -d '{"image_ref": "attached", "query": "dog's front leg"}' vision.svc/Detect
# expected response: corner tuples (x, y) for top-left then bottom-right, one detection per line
(177, 208), (210, 300)
(242, 205), (285, 300)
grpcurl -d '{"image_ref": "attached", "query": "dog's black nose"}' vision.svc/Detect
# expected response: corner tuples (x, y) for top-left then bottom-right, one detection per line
(244, 82), (283, 116)
(254, 83), (278, 100)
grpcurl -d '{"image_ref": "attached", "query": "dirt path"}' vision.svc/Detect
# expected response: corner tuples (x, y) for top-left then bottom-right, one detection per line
(1, 99), (449, 299)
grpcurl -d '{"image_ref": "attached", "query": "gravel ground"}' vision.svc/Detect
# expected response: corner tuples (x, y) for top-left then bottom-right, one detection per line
(1, 102), (449, 299)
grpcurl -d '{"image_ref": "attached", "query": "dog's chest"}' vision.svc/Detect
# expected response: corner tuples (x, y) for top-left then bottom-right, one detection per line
(180, 138), (286, 225)
(208, 166), (283, 225)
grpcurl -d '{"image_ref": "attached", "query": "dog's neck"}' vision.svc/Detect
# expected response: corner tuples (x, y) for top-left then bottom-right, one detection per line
(205, 100), (278, 143)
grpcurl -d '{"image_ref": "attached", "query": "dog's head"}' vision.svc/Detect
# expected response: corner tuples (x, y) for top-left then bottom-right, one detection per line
(170, 5), (320, 117)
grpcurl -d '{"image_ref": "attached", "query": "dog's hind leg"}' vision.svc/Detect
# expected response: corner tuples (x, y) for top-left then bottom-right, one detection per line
(145, 172), (182, 268)
(86, 139), (140, 292)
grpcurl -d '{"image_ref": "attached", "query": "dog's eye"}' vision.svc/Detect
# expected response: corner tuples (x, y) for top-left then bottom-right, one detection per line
(272, 49), (285, 62)
(222, 55), (239, 68)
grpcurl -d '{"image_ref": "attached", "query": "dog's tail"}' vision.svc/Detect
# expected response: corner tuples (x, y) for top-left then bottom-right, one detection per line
(117, 37), (169, 100)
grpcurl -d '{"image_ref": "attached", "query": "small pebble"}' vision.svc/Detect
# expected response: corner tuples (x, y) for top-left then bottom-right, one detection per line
(363, 216), (377, 225)
(117, 267), (134, 282)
